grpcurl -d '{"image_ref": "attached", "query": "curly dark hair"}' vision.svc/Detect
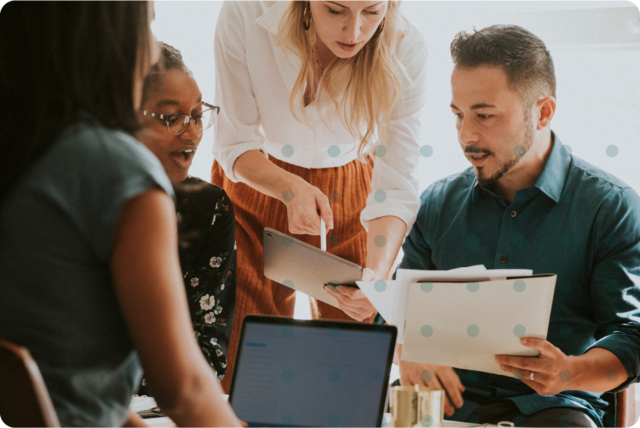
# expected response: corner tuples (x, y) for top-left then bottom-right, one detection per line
(141, 42), (190, 105)
(450, 25), (556, 107)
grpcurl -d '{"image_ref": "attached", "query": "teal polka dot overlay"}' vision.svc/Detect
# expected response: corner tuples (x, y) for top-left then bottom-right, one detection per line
(328, 415), (340, 427)
(467, 234), (480, 248)
(606, 145), (618, 158)
(282, 370), (294, 382)
(328, 324), (340, 337)
(421, 281), (433, 292)
(467, 325), (480, 337)
(328, 145), (341, 158)
(606, 234), (619, 248)
(559, 279), (572, 293)
(375, 145), (387, 157)
(282, 145), (294, 158)
(559, 235), (572, 248)
(513, 280), (526, 292)
(374, 235), (387, 247)
(282, 414), (294, 427)
(559, 325), (572, 338)
(421, 325), (434, 337)
(282, 325), (294, 337)
(421, 415), (433, 427)
(513, 234), (526, 248)
(374, 369), (385, 382)
(374, 280), (387, 292)
(513, 414), (527, 426)
(559, 414), (572, 427)
(421, 145), (434, 157)
(513, 145), (526, 158)
(328, 369), (340, 382)
(282, 279), (294, 290)
(374, 190), (387, 202)
(560, 145), (572, 157)
(466, 371), (480, 383)
(420, 370), (434, 382)
(282, 235), (294, 247)
(606, 280), (618, 292)
(513, 324), (526, 337)
(328, 279), (340, 286)
(467, 281), (479, 292)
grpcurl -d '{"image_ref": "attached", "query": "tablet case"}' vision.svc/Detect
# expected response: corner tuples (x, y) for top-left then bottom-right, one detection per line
(263, 227), (362, 308)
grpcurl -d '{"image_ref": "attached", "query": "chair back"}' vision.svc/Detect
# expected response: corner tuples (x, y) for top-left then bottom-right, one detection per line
(616, 384), (637, 427)
(0, 339), (60, 427)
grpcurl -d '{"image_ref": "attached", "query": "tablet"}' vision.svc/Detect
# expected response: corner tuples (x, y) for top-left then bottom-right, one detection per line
(263, 227), (362, 308)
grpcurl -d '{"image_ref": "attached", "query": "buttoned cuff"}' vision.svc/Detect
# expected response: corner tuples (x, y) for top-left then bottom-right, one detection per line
(212, 142), (267, 183)
(360, 190), (420, 236)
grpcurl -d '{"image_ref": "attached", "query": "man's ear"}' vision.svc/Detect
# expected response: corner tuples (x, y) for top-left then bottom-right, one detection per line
(536, 96), (556, 130)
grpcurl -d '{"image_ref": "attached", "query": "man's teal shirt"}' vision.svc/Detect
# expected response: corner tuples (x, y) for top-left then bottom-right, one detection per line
(399, 133), (640, 426)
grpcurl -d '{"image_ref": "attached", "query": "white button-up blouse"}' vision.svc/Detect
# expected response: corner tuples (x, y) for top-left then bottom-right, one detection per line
(213, 1), (427, 234)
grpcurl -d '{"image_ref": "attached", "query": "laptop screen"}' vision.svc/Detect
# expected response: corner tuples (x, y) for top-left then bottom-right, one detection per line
(229, 316), (396, 427)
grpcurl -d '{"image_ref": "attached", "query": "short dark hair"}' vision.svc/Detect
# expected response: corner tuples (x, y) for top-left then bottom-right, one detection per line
(0, 1), (152, 201)
(450, 25), (556, 107)
(141, 42), (190, 105)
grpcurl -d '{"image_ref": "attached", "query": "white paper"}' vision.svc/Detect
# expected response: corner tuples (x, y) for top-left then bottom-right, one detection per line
(401, 275), (556, 376)
(359, 266), (533, 344)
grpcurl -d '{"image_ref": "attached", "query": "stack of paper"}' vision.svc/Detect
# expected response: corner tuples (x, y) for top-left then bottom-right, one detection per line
(358, 266), (556, 376)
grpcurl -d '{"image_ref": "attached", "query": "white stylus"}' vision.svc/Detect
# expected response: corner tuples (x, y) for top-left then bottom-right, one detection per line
(320, 218), (327, 251)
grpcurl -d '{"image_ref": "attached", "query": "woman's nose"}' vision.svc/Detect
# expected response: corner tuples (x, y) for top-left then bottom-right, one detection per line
(344, 15), (362, 41)
(181, 118), (201, 140)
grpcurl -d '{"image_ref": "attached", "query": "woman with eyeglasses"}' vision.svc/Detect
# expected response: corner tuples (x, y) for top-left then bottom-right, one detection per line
(0, 3), (241, 427)
(137, 42), (236, 384)
(212, 1), (427, 392)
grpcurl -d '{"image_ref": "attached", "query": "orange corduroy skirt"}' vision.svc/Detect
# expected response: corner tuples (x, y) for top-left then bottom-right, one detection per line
(212, 155), (376, 393)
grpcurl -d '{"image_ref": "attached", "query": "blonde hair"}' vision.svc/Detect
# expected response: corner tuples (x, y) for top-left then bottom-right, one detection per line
(277, 1), (409, 156)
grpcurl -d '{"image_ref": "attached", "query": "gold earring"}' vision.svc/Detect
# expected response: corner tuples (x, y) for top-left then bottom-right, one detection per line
(378, 17), (385, 34)
(302, 2), (312, 31)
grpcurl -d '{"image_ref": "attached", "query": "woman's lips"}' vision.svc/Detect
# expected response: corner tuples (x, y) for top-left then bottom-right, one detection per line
(170, 149), (195, 169)
(337, 41), (359, 52)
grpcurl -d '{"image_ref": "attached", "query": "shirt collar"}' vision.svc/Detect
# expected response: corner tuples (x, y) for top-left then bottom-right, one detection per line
(533, 132), (571, 203)
(472, 132), (571, 203)
(257, 1), (289, 35)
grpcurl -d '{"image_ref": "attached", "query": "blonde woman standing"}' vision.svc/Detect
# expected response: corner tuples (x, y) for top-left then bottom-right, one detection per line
(212, 0), (427, 391)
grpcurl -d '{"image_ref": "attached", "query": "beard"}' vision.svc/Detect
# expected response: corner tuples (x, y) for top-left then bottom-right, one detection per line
(473, 116), (535, 189)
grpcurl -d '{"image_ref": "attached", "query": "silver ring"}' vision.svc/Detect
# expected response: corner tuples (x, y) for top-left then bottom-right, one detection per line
(530, 371), (535, 381)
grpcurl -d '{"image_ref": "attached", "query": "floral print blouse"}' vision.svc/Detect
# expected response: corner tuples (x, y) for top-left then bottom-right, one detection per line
(174, 176), (236, 381)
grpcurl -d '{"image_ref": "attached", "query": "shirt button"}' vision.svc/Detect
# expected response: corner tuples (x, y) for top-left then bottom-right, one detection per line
(500, 256), (508, 264)
(510, 210), (517, 218)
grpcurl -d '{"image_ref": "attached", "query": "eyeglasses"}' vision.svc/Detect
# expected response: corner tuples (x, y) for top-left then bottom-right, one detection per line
(137, 102), (220, 136)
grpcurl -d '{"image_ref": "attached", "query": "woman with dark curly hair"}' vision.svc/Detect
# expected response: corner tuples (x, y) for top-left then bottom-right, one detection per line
(137, 42), (236, 382)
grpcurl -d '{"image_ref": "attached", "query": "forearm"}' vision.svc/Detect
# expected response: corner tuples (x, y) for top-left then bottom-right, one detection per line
(366, 216), (406, 279)
(566, 348), (628, 392)
(233, 150), (301, 200)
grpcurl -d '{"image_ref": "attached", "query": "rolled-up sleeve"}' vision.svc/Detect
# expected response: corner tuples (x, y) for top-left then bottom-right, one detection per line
(586, 186), (640, 391)
(360, 28), (428, 235)
(212, 2), (267, 183)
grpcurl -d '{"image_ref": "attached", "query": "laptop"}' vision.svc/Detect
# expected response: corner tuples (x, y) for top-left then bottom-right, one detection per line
(229, 315), (397, 427)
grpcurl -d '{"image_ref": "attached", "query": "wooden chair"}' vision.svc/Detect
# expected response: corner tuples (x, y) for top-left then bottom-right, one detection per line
(616, 383), (638, 427)
(0, 339), (60, 427)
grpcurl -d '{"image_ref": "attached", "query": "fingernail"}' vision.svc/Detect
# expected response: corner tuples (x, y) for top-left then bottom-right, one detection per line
(521, 338), (528, 344)
(335, 285), (341, 290)
(495, 356), (500, 362)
